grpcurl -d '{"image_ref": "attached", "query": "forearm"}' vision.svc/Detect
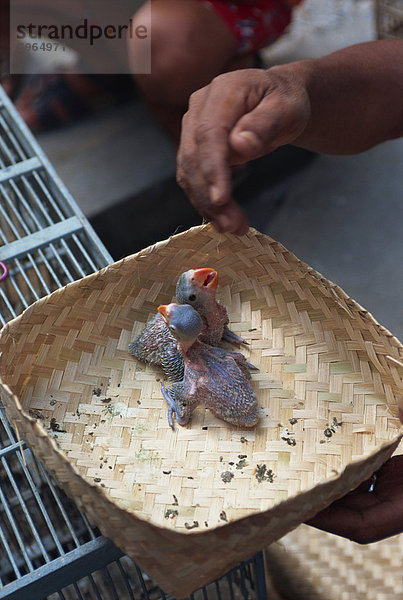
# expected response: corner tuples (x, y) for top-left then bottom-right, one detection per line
(276, 40), (403, 154)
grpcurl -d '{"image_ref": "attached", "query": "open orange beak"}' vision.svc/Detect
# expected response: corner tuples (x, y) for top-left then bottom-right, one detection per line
(157, 304), (169, 322)
(192, 268), (218, 290)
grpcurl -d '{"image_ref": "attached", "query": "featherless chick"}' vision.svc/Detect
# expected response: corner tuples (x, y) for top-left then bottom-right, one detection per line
(158, 303), (258, 429)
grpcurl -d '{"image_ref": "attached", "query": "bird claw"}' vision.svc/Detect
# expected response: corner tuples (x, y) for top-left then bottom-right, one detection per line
(161, 383), (189, 428)
(167, 406), (174, 430)
(161, 384), (176, 429)
(222, 326), (249, 346)
(244, 360), (259, 371)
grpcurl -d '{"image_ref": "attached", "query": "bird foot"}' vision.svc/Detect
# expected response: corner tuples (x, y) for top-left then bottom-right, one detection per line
(161, 383), (189, 429)
(161, 384), (176, 429)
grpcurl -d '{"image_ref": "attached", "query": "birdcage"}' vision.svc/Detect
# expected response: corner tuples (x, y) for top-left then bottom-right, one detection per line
(0, 84), (267, 600)
(376, 0), (403, 38)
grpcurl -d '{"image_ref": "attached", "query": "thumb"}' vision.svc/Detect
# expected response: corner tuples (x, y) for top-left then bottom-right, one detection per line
(229, 92), (310, 164)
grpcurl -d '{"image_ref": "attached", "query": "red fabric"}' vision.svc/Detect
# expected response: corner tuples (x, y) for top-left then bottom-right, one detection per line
(201, 0), (298, 54)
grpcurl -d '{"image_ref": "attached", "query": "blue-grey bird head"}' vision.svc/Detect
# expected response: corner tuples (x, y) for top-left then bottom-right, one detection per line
(176, 268), (218, 315)
(158, 303), (203, 344)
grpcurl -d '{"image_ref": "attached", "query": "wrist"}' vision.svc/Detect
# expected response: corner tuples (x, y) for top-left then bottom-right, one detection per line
(263, 58), (332, 152)
(266, 58), (317, 100)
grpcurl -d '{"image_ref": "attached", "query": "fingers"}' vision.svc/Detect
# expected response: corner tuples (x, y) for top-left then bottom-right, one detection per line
(177, 122), (249, 235)
(307, 494), (403, 544)
(230, 88), (310, 161)
(306, 456), (403, 543)
(177, 88), (233, 216)
(210, 199), (249, 235)
(177, 67), (310, 234)
(177, 69), (273, 232)
(306, 500), (374, 544)
(178, 78), (245, 214)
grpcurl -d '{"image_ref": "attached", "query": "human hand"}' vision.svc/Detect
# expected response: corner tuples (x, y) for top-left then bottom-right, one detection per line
(177, 67), (311, 234)
(306, 454), (403, 544)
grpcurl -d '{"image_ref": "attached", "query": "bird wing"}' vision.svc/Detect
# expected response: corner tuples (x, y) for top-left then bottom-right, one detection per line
(198, 347), (258, 427)
(129, 313), (184, 380)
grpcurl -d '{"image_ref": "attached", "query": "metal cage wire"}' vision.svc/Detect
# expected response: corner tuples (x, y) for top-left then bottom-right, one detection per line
(0, 84), (112, 326)
(0, 85), (267, 600)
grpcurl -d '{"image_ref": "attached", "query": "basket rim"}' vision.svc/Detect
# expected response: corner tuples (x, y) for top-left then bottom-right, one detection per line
(1, 224), (402, 349)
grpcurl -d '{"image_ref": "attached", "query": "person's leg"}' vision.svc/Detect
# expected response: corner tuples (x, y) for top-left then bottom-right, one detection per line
(128, 0), (254, 142)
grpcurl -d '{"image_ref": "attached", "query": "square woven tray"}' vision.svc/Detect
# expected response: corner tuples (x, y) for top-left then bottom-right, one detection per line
(0, 225), (401, 597)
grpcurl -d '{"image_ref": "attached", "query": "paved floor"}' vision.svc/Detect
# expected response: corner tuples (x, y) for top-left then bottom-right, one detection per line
(36, 0), (403, 339)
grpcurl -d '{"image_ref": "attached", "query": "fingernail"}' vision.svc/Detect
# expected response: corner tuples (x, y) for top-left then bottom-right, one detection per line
(210, 185), (222, 205)
(237, 130), (261, 149)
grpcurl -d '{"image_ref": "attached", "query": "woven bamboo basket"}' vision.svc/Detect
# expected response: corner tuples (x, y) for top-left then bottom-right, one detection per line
(264, 525), (403, 600)
(0, 225), (401, 598)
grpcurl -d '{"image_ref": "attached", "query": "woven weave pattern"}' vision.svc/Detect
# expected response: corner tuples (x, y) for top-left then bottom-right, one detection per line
(0, 225), (401, 597)
(277, 525), (403, 600)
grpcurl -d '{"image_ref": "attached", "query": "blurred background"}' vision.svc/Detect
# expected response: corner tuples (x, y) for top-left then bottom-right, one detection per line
(7, 0), (403, 338)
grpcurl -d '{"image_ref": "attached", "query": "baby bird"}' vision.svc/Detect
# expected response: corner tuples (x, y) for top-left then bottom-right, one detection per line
(158, 303), (258, 429)
(128, 304), (184, 382)
(129, 268), (246, 381)
(176, 268), (247, 346)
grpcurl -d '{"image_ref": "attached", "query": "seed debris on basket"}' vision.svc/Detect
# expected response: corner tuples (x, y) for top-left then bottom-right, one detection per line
(221, 471), (234, 483)
(279, 424), (297, 446)
(49, 418), (66, 433)
(165, 509), (178, 519)
(323, 417), (343, 439)
(255, 464), (275, 483)
(29, 409), (44, 420)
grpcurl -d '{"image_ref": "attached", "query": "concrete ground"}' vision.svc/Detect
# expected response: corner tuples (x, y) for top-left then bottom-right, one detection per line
(36, 0), (403, 339)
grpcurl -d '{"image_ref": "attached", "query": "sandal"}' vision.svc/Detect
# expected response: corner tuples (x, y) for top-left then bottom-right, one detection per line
(11, 72), (136, 132)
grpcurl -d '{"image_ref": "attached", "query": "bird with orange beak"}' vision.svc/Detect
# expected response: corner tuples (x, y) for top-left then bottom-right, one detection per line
(176, 267), (247, 346)
(158, 303), (258, 429)
(129, 268), (247, 381)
